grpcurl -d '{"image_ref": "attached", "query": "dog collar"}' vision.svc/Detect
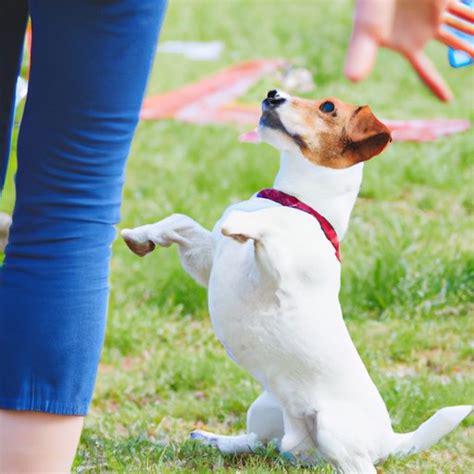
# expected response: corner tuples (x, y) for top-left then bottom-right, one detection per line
(256, 188), (341, 262)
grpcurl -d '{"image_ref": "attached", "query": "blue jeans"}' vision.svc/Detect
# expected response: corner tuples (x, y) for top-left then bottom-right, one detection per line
(0, 0), (167, 415)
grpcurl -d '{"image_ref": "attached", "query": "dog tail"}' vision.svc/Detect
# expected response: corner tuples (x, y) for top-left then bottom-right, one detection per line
(389, 405), (472, 457)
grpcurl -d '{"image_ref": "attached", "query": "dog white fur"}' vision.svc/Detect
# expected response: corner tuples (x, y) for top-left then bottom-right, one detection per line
(122, 91), (471, 473)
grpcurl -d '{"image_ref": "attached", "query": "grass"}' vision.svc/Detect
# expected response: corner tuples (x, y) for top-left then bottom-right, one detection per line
(1, 0), (473, 472)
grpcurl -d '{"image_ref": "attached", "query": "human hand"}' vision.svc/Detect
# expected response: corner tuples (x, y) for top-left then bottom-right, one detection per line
(345, 0), (474, 101)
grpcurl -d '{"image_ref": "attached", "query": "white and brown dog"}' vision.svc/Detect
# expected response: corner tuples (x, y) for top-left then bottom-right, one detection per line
(122, 91), (471, 473)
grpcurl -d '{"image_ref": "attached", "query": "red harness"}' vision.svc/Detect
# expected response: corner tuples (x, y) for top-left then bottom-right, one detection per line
(256, 188), (341, 262)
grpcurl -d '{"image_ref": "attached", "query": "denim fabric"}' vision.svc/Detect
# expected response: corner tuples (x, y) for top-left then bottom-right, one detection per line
(0, 0), (167, 415)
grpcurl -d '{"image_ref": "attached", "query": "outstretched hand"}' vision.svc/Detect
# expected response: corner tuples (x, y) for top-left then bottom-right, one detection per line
(345, 0), (474, 101)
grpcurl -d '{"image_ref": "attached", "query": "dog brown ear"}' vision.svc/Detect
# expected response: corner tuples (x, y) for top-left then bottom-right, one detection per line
(342, 106), (391, 165)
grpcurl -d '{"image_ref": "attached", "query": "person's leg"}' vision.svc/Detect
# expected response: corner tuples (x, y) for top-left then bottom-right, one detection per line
(0, 0), (167, 470)
(0, 411), (84, 472)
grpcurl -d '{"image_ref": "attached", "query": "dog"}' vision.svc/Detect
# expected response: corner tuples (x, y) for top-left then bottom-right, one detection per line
(121, 90), (472, 473)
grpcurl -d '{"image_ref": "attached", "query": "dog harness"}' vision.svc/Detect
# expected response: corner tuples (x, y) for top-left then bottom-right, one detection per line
(256, 188), (341, 262)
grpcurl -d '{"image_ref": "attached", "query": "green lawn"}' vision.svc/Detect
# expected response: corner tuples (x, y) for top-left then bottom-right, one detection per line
(2, 0), (474, 472)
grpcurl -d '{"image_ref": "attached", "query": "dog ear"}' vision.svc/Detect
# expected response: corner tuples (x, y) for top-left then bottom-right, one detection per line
(342, 106), (391, 165)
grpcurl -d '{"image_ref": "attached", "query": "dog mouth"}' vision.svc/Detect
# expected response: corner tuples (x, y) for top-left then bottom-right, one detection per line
(259, 106), (307, 151)
(259, 109), (286, 131)
(259, 97), (290, 133)
(239, 93), (304, 146)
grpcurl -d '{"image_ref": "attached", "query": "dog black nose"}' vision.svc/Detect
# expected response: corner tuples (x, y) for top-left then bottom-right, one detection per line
(264, 90), (286, 109)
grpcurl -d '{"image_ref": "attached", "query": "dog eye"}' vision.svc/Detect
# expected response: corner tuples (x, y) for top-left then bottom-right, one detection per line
(320, 101), (335, 113)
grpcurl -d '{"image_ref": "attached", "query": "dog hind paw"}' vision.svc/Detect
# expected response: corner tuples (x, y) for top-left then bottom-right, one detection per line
(190, 430), (259, 454)
(190, 430), (219, 448)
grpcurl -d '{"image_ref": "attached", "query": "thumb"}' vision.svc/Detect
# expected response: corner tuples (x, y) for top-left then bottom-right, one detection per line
(406, 50), (453, 102)
(344, 31), (379, 82)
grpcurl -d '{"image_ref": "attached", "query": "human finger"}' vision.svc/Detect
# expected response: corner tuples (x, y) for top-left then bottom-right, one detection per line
(344, 32), (379, 82)
(441, 12), (474, 35)
(406, 50), (453, 101)
(436, 27), (474, 56)
(446, 0), (474, 22)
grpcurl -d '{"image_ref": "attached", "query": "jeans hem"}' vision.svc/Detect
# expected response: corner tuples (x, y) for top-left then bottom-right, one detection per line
(0, 397), (89, 416)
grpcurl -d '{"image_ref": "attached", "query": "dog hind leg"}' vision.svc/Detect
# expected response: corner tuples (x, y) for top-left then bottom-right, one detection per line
(190, 391), (283, 455)
(246, 391), (284, 444)
(190, 430), (260, 454)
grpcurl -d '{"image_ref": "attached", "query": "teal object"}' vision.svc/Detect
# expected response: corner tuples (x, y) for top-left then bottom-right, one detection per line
(448, 0), (473, 68)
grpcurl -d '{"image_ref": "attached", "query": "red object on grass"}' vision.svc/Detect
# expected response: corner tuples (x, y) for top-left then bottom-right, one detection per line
(140, 59), (470, 141)
(384, 119), (471, 141)
(140, 59), (285, 123)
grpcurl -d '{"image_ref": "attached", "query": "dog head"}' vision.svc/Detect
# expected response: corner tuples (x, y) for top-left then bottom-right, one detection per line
(258, 90), (391, 169)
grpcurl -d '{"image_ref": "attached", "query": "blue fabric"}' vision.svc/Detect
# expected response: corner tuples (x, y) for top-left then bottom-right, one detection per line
(0, 0), (167, 415)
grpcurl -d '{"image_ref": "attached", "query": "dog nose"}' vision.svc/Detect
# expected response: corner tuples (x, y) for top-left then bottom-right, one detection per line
(264, 90), (286, 108)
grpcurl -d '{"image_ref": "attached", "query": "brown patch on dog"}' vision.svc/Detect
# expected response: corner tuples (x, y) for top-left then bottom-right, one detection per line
(272, 96), (391, 169)
(339, 106), (392, 167)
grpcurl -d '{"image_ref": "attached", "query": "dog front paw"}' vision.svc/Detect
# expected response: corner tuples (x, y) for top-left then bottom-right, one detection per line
(121, 228), (156, 257)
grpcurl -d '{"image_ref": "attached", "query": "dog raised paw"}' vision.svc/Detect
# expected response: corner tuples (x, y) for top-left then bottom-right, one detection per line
(121, 228), (156, 257)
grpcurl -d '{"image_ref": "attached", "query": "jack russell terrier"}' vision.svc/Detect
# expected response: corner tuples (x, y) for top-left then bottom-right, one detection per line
(121, 90), (472, 473)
